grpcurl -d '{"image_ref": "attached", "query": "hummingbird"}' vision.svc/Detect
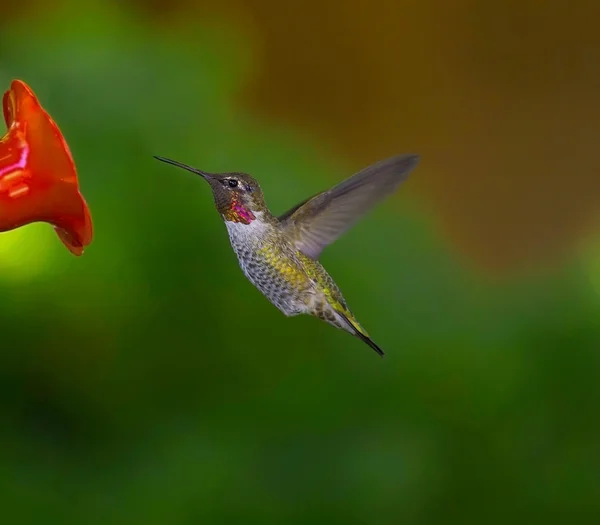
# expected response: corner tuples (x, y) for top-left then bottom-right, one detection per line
(153, 153), (419, 357)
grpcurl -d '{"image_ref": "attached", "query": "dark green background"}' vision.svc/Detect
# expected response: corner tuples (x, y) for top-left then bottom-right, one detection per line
(0, 3), (598, 524)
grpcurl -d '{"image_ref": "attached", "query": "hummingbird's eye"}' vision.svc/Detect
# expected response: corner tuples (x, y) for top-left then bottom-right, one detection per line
(227, 179), (239, 188)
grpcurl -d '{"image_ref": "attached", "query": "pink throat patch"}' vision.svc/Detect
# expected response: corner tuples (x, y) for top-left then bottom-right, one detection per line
(227, 200), (256, 224)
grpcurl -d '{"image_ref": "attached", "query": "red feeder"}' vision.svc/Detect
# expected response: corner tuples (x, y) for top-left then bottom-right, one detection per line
(0, 79), (92, 255)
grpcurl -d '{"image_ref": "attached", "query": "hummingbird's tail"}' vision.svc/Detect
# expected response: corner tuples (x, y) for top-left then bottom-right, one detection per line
(337, 311), (385, 358)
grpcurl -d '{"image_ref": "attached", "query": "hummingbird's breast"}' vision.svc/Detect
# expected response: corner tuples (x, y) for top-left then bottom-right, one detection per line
(224, 215), (315, 315)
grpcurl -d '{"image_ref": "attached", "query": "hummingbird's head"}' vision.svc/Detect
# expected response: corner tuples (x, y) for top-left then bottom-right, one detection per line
(153, 156), (267, 225)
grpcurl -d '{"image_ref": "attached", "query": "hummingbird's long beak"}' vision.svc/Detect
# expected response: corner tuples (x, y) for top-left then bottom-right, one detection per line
(153, 156), (214, 180)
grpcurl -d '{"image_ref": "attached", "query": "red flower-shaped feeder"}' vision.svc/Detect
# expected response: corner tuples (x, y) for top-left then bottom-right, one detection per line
(0, 80), (92, 255)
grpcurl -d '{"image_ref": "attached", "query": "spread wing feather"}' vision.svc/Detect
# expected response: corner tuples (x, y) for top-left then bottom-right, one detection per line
(278, 154), (419, 259)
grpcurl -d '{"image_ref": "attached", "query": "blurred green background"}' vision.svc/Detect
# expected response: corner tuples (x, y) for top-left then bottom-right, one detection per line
(1, 1), (599, 523)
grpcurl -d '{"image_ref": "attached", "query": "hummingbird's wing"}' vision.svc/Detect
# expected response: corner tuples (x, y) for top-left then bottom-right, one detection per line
(277, 194), (321, 222)
(278, 154), (419, 259)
